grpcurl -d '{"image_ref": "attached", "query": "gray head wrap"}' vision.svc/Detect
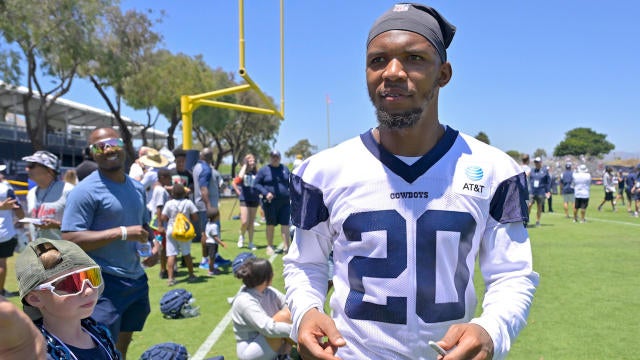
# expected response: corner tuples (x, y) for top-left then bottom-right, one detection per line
(367, 3), (456, 63)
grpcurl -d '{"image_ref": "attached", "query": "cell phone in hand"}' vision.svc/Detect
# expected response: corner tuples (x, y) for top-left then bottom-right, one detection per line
(428, 340), (448, 357)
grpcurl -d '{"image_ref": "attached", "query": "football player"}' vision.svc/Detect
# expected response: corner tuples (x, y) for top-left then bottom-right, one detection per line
(283, 3), (539, 360)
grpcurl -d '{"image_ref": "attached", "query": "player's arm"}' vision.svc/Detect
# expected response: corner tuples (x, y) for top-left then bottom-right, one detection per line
(465, 221), (538, 359)
(284, 226), (345, 359)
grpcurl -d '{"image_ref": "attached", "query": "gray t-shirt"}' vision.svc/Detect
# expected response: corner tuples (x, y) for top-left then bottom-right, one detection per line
(26, 181), (74, 240)
(192, 160), (222, 211)
(231, 286), (291, 343)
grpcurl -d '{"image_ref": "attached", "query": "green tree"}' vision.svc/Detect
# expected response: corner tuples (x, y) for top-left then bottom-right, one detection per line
(553, 127), (614, 157)
(84, 6), (162, 163)
(474, 131), (490, 145)
(506, 150), (521, 162)
(0, 0), (108, 150)
(124, 50), (229, 150)
(533, 148), (547, 159)
(215, 90), (281, 175)
(286, 139), (317, 160)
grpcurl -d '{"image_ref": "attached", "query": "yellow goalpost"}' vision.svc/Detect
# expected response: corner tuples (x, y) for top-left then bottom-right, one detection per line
(180, 0), (285, 150)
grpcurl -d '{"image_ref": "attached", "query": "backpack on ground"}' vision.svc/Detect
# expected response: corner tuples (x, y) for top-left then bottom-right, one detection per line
(160, 288), (199, 319)
(139, 342), (189, 360)
(171, 201), (195, 242)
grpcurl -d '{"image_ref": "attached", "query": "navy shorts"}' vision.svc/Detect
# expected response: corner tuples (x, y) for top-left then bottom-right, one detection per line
(0, 238), (16, 258)
(240, 200), (260, 208)
(575, 198), (589, 210)
(92, 272), (150, 342)
(262, 198), (290, 226)
(604, 191), (614, 201)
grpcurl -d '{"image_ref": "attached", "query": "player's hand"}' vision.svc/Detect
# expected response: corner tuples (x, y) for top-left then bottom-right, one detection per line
(436, 323), (493, 360)
(297, 308), (346, 360)
(219, 240), (227, 248)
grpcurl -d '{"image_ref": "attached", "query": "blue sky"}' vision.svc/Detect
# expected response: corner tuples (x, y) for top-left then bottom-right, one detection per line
(64, 0), (639, 160)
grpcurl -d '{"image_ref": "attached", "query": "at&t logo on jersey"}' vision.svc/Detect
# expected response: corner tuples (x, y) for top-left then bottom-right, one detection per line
(453, 163), (490, 199)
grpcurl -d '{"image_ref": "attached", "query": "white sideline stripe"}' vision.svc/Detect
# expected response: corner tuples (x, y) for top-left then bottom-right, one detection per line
(548, 211), (640, 227)
(191, 250), (282, 360)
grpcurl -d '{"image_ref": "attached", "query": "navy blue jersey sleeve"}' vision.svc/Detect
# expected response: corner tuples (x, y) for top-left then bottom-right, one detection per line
(290, 174), (329, 230)
(490, 173), (529, 224)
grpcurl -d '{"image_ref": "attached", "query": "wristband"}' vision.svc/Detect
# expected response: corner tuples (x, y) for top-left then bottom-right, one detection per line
(120, 226), (127, 241)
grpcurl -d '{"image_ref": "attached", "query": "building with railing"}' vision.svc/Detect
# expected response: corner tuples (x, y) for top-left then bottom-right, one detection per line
(0, 81), (170, 180)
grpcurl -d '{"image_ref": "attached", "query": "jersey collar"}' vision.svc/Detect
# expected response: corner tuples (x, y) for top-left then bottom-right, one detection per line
(360, 126), (459, 183)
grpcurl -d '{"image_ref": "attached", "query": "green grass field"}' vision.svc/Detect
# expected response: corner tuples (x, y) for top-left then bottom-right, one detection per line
(4, 192), (640, 359)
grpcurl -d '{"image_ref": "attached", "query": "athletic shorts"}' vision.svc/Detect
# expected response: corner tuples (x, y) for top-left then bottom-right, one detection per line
(562, 193), (575, 203)
(165, 233), (192, 257)
(262, 198), (291, 226)
(92, 272), (150, 342)
(575, 198), (589, 210)
(240, 200), (260, 208)
(206, 243), (219, 260)
(0, 237), (16, 258)
(625, 189), (633, 201)
(531, 194), (545, 207)
(604, 191), (614, 201)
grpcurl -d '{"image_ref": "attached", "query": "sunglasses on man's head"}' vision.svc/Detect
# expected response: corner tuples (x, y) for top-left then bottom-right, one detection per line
(90, 138), (124, 155)
(34, 266), (103, 297)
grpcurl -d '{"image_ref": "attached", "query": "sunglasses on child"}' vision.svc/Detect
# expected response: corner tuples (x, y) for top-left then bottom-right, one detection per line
(90, 138), (124, 155)
(34, 266), (103, 297)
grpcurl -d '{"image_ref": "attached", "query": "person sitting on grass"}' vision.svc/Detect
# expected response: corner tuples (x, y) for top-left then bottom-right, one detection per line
(159, 184), (199, 286)
(15, 238), (120, 359)
(204, 208), (227, 276)
(231, 253), (293, 360)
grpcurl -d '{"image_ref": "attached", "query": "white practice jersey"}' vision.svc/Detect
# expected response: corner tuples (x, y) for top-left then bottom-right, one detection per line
(284, 126), (539, 360)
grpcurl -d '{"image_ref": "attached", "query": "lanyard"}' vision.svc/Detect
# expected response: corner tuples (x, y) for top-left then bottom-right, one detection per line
(35, 181), (58, 217)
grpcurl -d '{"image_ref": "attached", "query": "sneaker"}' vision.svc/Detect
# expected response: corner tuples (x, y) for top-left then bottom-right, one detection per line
(199, 260), (209, 270)
(266, 246), (275, 256)
(214, 254), (232, 268)
(237, 235), (244, 248)
(207, 271), (216, 276)
(187, 275), (198, 283)
(248, 242), (256, 251)
(254, 221), (261, 227)
(275, 247), (284, 254)
(573, 218), (578, 223)
(597, 205), (602, 212)
(580, 219), (586, 223)
(535, 221), (541, 228)
(168, 279), (177, 286)
(634, 211), (639, 218)
(159, 270), (168, 279)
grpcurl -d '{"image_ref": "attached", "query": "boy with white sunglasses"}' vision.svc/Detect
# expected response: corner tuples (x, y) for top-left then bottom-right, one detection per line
(16, 238), (121, 359)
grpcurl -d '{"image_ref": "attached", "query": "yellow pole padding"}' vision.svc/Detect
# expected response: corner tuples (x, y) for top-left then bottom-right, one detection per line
(181, 95), (194, 150)
(7, 180), (28, 188)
